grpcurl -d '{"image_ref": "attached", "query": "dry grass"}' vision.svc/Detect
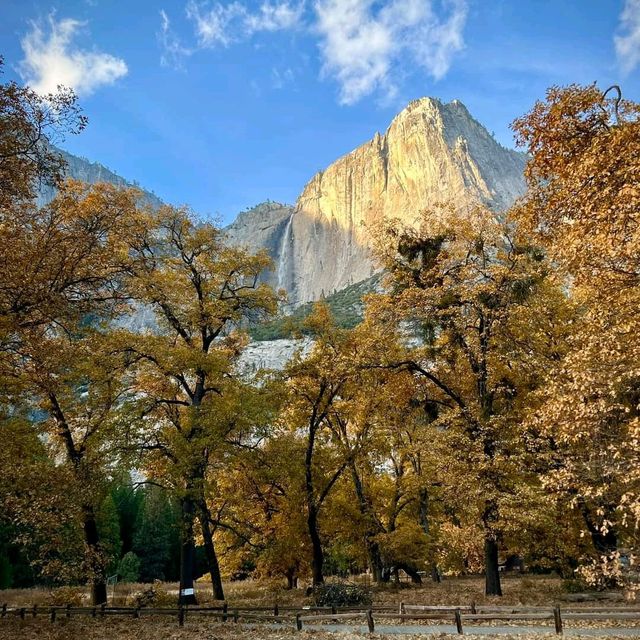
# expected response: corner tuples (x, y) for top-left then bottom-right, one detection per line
(0, 575), (629, 609)
(0, 617), (637, 640)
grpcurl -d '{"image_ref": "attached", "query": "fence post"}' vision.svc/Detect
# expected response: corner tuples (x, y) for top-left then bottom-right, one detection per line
(454, 608), (463, 635)
(91, 607), (97, 618)
(274, 602), (279, 617)
(134, 607), (140, 619)
(366, 609), (375, 633)
(222, 602), (228, 622)
(295, 613), (302, 631)
(233, 610), (238, 623)
(470, 601), (477, 614)
(1, 604), (6, 618)
(65, 604), (71, 618)
(553, 605), (563, 635)
(178, 606), (185, 627)
(399, 602), (405, 615)
(32, 605), (37, 618)
(49, 608), (56, 623)
(100, 603), (106, 618)
(19, 608), (25, 621)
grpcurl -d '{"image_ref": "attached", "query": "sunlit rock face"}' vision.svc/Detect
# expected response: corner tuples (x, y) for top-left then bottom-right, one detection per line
(226, 98), (527, 306)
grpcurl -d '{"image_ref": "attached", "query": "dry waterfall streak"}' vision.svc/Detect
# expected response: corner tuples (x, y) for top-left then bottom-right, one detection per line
(277, 212), (294, 292)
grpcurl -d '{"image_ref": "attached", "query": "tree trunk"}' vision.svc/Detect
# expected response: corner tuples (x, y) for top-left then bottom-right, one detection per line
(417, 488), (441, 583)
(82, 506), (107, 605)
(179, 495), (198, 605)
(349, 461), (385, 582)
(285, 567), (298, 590)
(308, 506), (324, 585)
(484, 535), (502, 596)
(366, 540), (384, 582)
(198, 508), (225, 600)
(396, 562), (423, 584)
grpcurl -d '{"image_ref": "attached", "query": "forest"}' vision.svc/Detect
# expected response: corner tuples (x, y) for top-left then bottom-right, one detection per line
(1, 58), (639, 607)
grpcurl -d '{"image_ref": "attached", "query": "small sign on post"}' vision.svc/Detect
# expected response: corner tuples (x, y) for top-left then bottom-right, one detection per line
(180, 588), (195, 597)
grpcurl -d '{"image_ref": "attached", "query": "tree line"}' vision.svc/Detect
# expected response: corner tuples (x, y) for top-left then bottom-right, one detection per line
(1, 59), (638, 603)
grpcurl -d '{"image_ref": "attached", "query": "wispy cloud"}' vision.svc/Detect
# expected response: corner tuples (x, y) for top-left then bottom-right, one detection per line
(162, 0), (465, 104)
(314, 0), (467, 105)
(19, 14), (127, 96)
(186, 0), (304, 47)
(158, 9), (194, 69)
(615, 0), (640, 74)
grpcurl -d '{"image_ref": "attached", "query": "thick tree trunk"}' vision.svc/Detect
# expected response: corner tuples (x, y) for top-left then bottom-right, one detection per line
(308, 506), (324, 585)
(179, 495), (198, 605)
(82, 506), (107, 605)
(484, 535), (502, 596)
(198, 508), (225, 600)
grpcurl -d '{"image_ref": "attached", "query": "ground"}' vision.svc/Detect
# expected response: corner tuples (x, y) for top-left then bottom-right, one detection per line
(0, 576), (638, 640)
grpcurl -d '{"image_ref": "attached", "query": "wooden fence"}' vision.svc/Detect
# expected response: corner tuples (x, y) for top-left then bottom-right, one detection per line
(2, 600), (640, 634)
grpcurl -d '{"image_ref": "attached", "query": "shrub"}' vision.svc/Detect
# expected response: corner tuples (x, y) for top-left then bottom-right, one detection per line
(133, 583), (177, 607)
(46, 586), (85, 606)
(313, 583), (372, 607)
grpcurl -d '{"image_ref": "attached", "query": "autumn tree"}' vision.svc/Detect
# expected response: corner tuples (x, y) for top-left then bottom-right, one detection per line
(512, 84), (640, 585)
(121, 206), (278, 602)
(0, 55), (86, 210)
(1, 323), (135, 604)
(370, 207), (571, 595)
(280, 305), (368, 585)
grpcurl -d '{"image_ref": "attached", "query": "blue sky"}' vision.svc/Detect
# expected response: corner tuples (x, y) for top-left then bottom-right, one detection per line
(1, 0), (639, 223)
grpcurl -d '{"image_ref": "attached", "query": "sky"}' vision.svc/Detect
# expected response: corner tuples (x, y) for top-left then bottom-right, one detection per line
(1, 0), (639, 223)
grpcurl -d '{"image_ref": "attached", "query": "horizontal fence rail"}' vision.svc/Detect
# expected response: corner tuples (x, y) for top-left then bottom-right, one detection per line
(2, 600), (640, 634)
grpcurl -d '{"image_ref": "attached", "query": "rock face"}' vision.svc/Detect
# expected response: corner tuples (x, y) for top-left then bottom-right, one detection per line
(227, 97), (527, 305)
(237, 337), (312, 375)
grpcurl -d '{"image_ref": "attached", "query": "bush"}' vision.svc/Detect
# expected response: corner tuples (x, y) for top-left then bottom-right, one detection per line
(46, 586), (85, 606)
(132, 582), (177, 608)
(118, 552), (141, 583)
(313, 583), (372, 607)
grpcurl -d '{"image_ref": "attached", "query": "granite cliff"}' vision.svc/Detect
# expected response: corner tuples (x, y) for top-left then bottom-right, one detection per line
(43, 97), (527, 311)
(226, 97), (527, 305)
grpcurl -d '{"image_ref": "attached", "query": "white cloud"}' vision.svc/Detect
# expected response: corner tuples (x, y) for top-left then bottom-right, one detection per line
(246, 2), (304, 31)
(159, 9), (194, 68)
(19, 15), (128, 96)
(314, 0), (467, 105)
(615, 0), (640, 74)
(186, 1), (304, 47)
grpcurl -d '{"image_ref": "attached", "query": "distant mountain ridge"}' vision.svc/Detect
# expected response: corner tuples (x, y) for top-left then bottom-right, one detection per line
(37, 147), (163, 209)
